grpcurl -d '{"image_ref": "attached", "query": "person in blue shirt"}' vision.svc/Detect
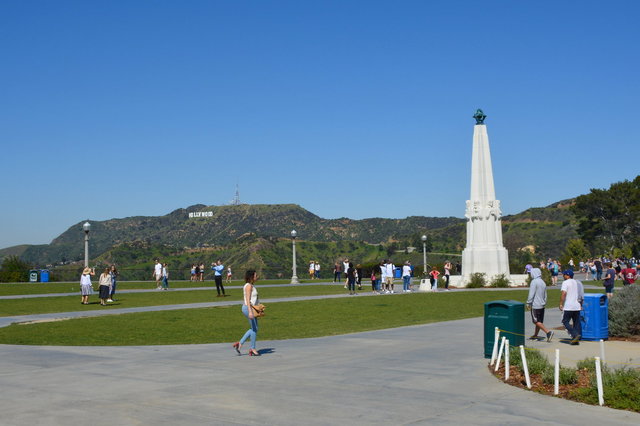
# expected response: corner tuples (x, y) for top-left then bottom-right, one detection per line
(211, 260), (226, 297)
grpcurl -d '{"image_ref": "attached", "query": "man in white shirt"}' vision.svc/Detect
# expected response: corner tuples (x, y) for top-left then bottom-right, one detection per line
(343, 259), (350, 288)
(153, 259), (163, 290)
(379, 260), (387, 293)
(560, 270), (582, 345)
(402, 261), (412, 292)
(384, 260), (395, 294)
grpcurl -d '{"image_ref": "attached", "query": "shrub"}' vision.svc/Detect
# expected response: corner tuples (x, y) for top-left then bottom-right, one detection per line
(576, 357), (597, 373)
(490, 274), (510, 288)
(608, 285), (640, 337)
(522, 348), (551, 375)
(466, 272), (487, 288)
(542, 366), (578, 385)
(571, 367), (640, 411)
(0, 255), (31, 283)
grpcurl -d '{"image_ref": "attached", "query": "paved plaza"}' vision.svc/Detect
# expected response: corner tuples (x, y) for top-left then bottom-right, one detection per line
(1, 285), (639, 425)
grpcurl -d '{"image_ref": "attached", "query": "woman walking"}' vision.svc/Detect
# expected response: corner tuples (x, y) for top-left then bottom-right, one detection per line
(232, 270), (261, 357)
(98, 267), (111, 306)
(80, 267), (94, 305)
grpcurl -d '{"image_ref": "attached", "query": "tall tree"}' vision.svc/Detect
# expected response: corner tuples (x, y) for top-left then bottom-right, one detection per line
(571, 176), (640, 254)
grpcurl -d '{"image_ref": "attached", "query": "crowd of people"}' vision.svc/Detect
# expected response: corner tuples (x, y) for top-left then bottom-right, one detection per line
(525, 254), (638, 347)
(79, 265), (119, 305)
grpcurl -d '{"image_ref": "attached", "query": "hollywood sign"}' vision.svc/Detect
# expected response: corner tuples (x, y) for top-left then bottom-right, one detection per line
(188, 211), (213, 218)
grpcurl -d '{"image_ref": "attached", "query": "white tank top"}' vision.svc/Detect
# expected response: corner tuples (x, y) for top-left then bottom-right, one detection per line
(243, 283), (259, 305)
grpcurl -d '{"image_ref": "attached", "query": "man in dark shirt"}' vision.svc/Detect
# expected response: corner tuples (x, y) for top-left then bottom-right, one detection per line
(603, 262), (616, 299)
(594, 259), (603, 280)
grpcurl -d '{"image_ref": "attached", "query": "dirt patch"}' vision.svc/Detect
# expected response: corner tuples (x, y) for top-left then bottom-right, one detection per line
(18, 318), (72, 325)
(489, 364), (592, 399)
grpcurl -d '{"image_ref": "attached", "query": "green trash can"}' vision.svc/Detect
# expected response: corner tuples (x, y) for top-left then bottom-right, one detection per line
(484, 300), (525, 358)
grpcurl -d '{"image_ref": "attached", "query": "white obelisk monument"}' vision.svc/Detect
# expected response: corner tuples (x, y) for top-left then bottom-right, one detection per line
(461, 109), (511, 284)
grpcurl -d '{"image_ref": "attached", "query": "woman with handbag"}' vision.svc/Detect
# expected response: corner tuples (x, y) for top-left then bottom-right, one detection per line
(232, 270), (261, 356)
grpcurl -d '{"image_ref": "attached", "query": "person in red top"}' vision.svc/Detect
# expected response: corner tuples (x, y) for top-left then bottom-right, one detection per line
(621, 266), (637, 285)
(429, 268), (441, 292)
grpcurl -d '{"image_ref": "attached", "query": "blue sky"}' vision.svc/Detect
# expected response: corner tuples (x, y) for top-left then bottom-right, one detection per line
(1, 1), (638, 249)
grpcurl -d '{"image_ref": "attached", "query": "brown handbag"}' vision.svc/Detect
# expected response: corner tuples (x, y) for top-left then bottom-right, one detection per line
(251, 303), (266, 317)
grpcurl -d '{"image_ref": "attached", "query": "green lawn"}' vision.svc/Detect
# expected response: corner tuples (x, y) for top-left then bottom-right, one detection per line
(0, 279), (315, 296)
(0, 290), (564, 346)
(0, 284), (348, 316)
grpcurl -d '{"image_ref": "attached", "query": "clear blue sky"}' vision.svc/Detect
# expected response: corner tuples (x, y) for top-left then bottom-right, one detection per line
(1, 1), (638, 249)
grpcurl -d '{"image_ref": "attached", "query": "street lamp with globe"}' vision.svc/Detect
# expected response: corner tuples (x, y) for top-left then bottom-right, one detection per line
(83, 221), (91, 268)
(421, 235), (428, 274)
(290, 230), (299, 284)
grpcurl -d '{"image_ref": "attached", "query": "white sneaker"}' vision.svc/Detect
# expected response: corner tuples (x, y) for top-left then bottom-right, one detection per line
(107, 299), (113, 302)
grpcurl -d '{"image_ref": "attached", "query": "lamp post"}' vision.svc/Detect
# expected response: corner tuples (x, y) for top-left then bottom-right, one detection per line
(83, 221), (91, 268)
(290, 230), (299, 284)
(421, 235), (428, 274)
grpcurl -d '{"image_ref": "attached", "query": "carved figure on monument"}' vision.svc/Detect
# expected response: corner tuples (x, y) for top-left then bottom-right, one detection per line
(473, 109), (486, 125)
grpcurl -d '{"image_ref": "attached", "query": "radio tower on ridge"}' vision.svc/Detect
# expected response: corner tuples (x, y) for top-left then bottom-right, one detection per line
(230, 183), (242, 205)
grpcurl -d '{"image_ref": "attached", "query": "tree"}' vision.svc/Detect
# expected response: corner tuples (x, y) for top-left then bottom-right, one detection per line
(0, 255), (31, 282)
(571, 176), (640, 255)
(560, 239), (591, 266)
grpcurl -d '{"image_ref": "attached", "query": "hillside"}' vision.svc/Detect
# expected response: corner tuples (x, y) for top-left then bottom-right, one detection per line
(14, 204), (462, 265)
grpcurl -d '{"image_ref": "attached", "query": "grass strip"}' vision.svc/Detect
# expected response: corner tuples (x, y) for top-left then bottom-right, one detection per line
(0, 285), (351, 316)
(0, 279), (315, 296)
(0, 290), (562, 346)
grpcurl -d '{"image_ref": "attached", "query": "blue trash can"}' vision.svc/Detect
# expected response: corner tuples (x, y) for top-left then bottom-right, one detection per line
(580, 294), (608, 341)
(394, 267), (402, 279)
(40, 269), (50, 283)
(29, 270), (39, 282)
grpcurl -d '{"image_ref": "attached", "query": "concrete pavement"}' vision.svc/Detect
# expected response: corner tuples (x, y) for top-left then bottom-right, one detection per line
(0, 289), (639, 424)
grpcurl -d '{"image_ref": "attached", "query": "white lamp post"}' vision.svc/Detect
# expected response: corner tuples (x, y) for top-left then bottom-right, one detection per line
(290, 230), (299, 284)
(422, 235), (428, 274)
(83, 221), (91, 267)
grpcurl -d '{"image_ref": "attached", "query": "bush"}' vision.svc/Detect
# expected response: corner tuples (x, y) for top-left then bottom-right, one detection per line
(542, 366), (578, 385)
(522, 348), (551, 375)
(0, 255), (31, 283)
(576, 357), (597, 373)
(490, 274), (510, 288)
(571, 367), (640, 411)
(608, 285), (640, 337)
(466, 272), (487, 288)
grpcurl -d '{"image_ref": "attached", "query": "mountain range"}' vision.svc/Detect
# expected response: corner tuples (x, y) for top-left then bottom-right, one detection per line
(1, 201), (576, 272)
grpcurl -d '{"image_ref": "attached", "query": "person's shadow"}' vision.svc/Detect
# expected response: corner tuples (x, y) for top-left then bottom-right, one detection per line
(257, 348), (276, 355)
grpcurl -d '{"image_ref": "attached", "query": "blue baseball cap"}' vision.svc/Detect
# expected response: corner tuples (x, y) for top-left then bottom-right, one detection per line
(563, 270), (574, 277)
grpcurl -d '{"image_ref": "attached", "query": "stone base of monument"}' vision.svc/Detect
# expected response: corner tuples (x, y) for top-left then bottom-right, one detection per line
(418, 279), (433, 292)
(509, 274), (529, 287)
(448, 275), (464, 288)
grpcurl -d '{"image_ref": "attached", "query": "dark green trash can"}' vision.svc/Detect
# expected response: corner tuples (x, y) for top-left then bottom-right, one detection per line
(484, 300), (525, 358)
